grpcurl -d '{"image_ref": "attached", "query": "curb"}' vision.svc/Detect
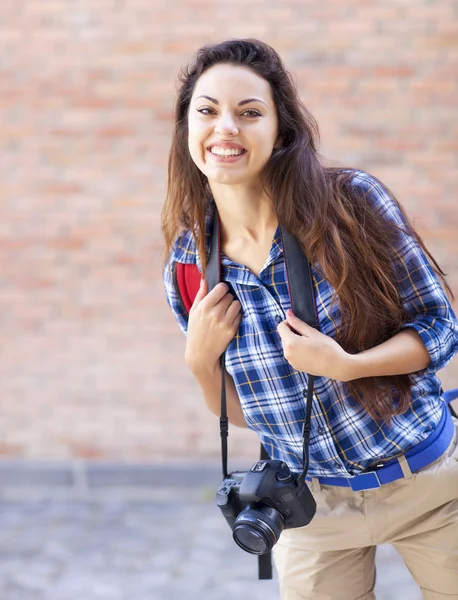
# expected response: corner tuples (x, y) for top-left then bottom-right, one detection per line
(0, 459), (245, 501)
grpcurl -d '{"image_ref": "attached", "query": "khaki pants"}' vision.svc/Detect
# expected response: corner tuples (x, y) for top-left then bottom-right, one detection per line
(273, 418), (458, 600)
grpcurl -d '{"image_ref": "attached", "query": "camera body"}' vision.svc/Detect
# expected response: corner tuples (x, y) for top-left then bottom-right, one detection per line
(216, 459), (316, 554)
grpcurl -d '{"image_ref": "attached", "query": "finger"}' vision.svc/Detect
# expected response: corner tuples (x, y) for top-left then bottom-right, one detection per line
(190, 277), (208, 311)
(213, 292), (236, 317)
(198, 282), (229, 310)
(277, 321), (294, 342)
(207, 282), (231, 302)
(231, 311), (243, 330)
(286, 310), (313, 336)
(225, 299), (242, 323)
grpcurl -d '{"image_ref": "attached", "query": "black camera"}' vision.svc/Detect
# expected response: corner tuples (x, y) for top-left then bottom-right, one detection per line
(216, 459), (316, 555)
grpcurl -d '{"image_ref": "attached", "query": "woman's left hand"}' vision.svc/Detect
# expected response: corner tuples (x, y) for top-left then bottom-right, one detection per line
(277, 310), (353, 381)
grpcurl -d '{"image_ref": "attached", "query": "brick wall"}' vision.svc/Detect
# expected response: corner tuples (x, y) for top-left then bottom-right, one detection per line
(0, 0), (457, 462)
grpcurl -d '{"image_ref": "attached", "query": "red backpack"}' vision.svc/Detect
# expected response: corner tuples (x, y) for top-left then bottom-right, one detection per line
(175, 263), (201, 313)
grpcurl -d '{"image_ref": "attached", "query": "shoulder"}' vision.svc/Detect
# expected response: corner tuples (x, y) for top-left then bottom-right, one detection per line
(346, 169), (389, 203)
(346, 169), (408, 228)
(166, 200), (217, 271)
(162, 228), (199, 334)
(163, 228), (199, 295)
(331, 168), (389, 204)
(168, 228), (199, 266)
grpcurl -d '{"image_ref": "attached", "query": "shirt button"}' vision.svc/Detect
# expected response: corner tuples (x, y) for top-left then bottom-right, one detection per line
(302, 388), (307, 397)
(275, 314), (282, 323)
(317, 426), (326, 435)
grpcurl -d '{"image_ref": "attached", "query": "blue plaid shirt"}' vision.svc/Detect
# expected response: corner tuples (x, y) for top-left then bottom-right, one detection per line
(163, 170), (458, 477)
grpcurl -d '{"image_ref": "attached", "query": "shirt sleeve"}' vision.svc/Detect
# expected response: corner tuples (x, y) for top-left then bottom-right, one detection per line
(353, 171), (458, 373)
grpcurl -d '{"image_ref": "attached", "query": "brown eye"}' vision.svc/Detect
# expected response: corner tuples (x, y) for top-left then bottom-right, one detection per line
(197, 107), (216, 115)
(243, 109), (262, 118)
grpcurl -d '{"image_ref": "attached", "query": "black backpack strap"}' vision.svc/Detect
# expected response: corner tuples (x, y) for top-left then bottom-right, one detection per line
(280, 227), (318, 328)
(206, 212), (221, 292)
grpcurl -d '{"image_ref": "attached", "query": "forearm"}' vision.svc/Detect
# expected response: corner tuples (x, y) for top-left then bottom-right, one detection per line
(187, 361), (248, 428)
(344, 328), (431, 381)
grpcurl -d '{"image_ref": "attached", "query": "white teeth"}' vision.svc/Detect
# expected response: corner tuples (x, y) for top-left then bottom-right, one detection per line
(210, 147), (244, 156)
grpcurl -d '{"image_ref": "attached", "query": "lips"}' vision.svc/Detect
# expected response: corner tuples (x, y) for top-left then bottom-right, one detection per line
(207, 142), (245, 150)
(207, 142), (247, 159)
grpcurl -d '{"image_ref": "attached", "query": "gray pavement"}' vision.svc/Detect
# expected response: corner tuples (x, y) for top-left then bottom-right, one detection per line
(0, 486), (422, 600)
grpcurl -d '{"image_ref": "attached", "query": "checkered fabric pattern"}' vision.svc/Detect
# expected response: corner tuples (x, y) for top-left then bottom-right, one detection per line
(163, 171), (458, 477)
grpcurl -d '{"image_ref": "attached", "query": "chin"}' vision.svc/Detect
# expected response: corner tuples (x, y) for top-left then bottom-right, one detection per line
(207, 168), (258, 187)
(212, 173), (243, 185)
(213, 175), (253, 187)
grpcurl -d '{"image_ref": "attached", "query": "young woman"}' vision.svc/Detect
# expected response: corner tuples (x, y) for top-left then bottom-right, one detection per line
(162, 39), (458, 600)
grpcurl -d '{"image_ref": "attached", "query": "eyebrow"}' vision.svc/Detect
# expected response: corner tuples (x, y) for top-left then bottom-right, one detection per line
(195, 95), (268, 107)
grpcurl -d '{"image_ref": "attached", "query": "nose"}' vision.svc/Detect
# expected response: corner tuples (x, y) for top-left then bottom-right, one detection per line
(214, 111), (239, 136)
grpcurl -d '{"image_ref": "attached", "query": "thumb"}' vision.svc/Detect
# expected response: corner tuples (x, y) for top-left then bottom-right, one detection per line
(286, 310), (312, 336)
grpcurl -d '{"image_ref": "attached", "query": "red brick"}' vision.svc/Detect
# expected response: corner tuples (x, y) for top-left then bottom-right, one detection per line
(40, 184), (83, 194)
(376, 139), (424, 151)
(374, 66), (416, 78)
(0, 0), (456, 464)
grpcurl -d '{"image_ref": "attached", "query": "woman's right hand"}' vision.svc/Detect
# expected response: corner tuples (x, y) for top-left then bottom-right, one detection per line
(185, 279), (242, 373)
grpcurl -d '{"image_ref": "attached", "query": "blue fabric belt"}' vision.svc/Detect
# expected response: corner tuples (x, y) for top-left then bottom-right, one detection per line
(308, 394), (457, 493)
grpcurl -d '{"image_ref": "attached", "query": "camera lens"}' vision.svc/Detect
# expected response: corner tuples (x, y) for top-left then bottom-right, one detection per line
(232, 505), (284, 555)
(233, 526), (269, 554)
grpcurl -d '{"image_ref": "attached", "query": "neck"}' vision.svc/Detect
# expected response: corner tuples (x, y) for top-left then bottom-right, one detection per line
(209, 181), (278, 244)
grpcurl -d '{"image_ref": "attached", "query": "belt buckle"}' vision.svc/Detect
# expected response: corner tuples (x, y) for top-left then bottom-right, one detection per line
(349, 471), (381, 492)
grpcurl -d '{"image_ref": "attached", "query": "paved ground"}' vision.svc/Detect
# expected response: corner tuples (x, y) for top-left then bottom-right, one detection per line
(0, 486), (422, 600)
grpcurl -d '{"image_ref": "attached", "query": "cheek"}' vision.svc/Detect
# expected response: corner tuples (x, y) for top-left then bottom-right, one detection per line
(187, 131), (202, 165)
(252, 125), (278, 153)
(187, 121), (207, 162)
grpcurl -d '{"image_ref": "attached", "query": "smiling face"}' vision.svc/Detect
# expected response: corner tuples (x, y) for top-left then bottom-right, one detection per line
(187, 63), (280, 187)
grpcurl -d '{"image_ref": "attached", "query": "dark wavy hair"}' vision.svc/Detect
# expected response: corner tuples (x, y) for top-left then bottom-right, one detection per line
(162, 38), (452, 422)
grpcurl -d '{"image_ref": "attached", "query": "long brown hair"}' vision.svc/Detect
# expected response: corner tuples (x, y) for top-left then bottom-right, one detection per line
(162, 38), (452, 422)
